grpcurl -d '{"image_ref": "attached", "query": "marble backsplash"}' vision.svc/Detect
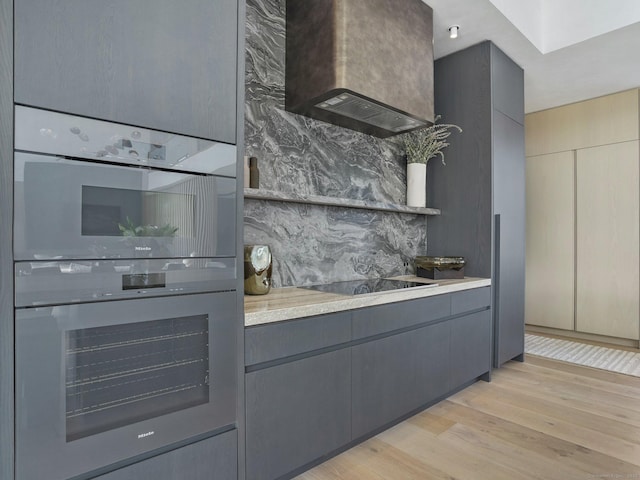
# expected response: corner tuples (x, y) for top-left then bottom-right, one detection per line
(244, 0), (428, 287)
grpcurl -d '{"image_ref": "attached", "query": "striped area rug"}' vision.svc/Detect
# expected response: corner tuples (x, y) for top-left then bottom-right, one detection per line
(525, 334), (640, 378)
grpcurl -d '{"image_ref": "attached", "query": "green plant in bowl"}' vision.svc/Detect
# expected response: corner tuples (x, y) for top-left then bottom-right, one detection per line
(118, 217), (178, 237)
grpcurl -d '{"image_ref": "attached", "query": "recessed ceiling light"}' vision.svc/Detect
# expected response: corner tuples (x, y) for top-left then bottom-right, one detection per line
(449, 25), (460, 39)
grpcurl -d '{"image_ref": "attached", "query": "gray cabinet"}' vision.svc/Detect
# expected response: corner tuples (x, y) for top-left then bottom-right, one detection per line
(449, 310), (492, 388)
(491, 46), (525, 125)
(95, 430), (238, 480)
(351, 320), (449, 439)
(244, 312), (353, 480)
(0, 0), (13, 478)
(14, 0), (238, 143)
(245, 312), (351, 366)
(351, 294), (450, 339)
(245, 350), (351, 480)
(493, 111), (526, 366)
(244, 289), (492, 480)
(352, 289), (491, 439)
(430, 41), (525, 367)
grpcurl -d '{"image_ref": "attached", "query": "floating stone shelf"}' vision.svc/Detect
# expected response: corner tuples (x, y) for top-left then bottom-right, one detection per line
(244, 188), (441, 216)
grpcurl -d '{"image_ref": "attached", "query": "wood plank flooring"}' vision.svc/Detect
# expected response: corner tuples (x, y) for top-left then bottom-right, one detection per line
(296, 356), (640, 479)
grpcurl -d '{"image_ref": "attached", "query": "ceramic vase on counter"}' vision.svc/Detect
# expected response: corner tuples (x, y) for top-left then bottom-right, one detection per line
(406, 162), (426, 208)
(244, 244), (272, 295)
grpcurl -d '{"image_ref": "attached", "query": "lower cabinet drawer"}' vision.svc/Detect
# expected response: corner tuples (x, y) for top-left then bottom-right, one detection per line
(449, 309), (492, 388)
(451, 286), (491, 315)
(95, 430), (237, 480)
(245, 312), (351, 366)
(351, 321), (449, 439)
(245, 350), (351, 480)
(352, 294), (451, 339)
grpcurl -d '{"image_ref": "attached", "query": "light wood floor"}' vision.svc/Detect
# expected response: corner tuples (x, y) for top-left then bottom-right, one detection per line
(296, 356), (640, 479)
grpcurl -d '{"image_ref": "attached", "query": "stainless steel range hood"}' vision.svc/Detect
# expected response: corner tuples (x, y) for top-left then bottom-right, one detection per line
(285, 0), (434, 138)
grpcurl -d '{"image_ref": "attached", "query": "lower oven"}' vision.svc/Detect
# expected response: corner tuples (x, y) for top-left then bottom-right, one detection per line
(15, 291), (236, 480)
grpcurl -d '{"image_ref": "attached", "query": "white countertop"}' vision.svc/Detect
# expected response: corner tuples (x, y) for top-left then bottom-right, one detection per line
(244, 276), (491, 326)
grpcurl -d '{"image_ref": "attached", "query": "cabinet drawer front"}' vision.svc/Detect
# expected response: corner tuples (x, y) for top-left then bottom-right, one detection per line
(245, 350), (351, 480)
(351, 321), (449, 439)
(451, 287), (491, 315)
(450, 309), (492, 389)
(95, 430), (237, 480)
(352, 294), (450, 339)
(245, 312), (351, 366)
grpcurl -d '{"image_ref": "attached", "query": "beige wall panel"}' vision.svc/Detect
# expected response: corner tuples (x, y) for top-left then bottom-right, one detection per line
(576, 140), (640, 340)
(525, 89), (639, 157)
(525, 151), (575, 330)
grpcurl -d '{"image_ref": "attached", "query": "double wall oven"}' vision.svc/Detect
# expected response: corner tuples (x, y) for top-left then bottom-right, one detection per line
(13, 106), (238, 480)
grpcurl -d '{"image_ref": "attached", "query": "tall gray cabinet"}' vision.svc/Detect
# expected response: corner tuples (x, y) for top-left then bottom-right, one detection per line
(0, 0), (14, 478)
(428, 41), (525, 367)
(15, 0), (238, 143)
(5, 1), (245, 479)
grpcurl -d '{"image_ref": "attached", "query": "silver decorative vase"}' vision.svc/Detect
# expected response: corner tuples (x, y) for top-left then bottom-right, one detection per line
(244, 244), (273, 295)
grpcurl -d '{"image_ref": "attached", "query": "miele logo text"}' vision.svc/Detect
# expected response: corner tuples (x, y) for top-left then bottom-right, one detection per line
(137, 431), (155, 439)
(135, 246), (152, 251)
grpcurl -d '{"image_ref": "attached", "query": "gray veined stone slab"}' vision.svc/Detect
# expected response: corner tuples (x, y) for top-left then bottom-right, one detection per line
(244, 200), (427, 288)
(244, 0), (429, 287)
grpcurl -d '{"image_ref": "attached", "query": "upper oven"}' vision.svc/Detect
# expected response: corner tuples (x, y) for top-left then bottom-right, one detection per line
(14, 153), (235, 260)
(14, 106), (236, 262)
(13, 106), (238, 306)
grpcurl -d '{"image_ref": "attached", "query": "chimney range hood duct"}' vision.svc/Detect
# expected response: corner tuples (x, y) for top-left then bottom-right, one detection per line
(285, 0), (434, 138)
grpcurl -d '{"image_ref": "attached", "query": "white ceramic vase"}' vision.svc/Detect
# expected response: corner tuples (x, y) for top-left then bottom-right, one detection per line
(406, 162), (427, 208)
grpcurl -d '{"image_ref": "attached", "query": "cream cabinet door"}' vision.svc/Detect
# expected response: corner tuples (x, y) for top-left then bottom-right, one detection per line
(525, 89), (639, 157)
(576, 141), (640, 340)
(525, 151), (575, 330)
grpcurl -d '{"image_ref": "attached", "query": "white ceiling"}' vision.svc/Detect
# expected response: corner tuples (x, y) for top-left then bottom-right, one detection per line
(425, 0), (640, 113)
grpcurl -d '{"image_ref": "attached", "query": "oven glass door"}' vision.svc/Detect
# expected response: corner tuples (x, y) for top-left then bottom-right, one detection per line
(14, 152), (235, 261)
(15, 292), (236, 480)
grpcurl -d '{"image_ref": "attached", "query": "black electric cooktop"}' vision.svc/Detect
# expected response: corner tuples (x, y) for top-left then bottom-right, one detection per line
(301, 278), (438, 296)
